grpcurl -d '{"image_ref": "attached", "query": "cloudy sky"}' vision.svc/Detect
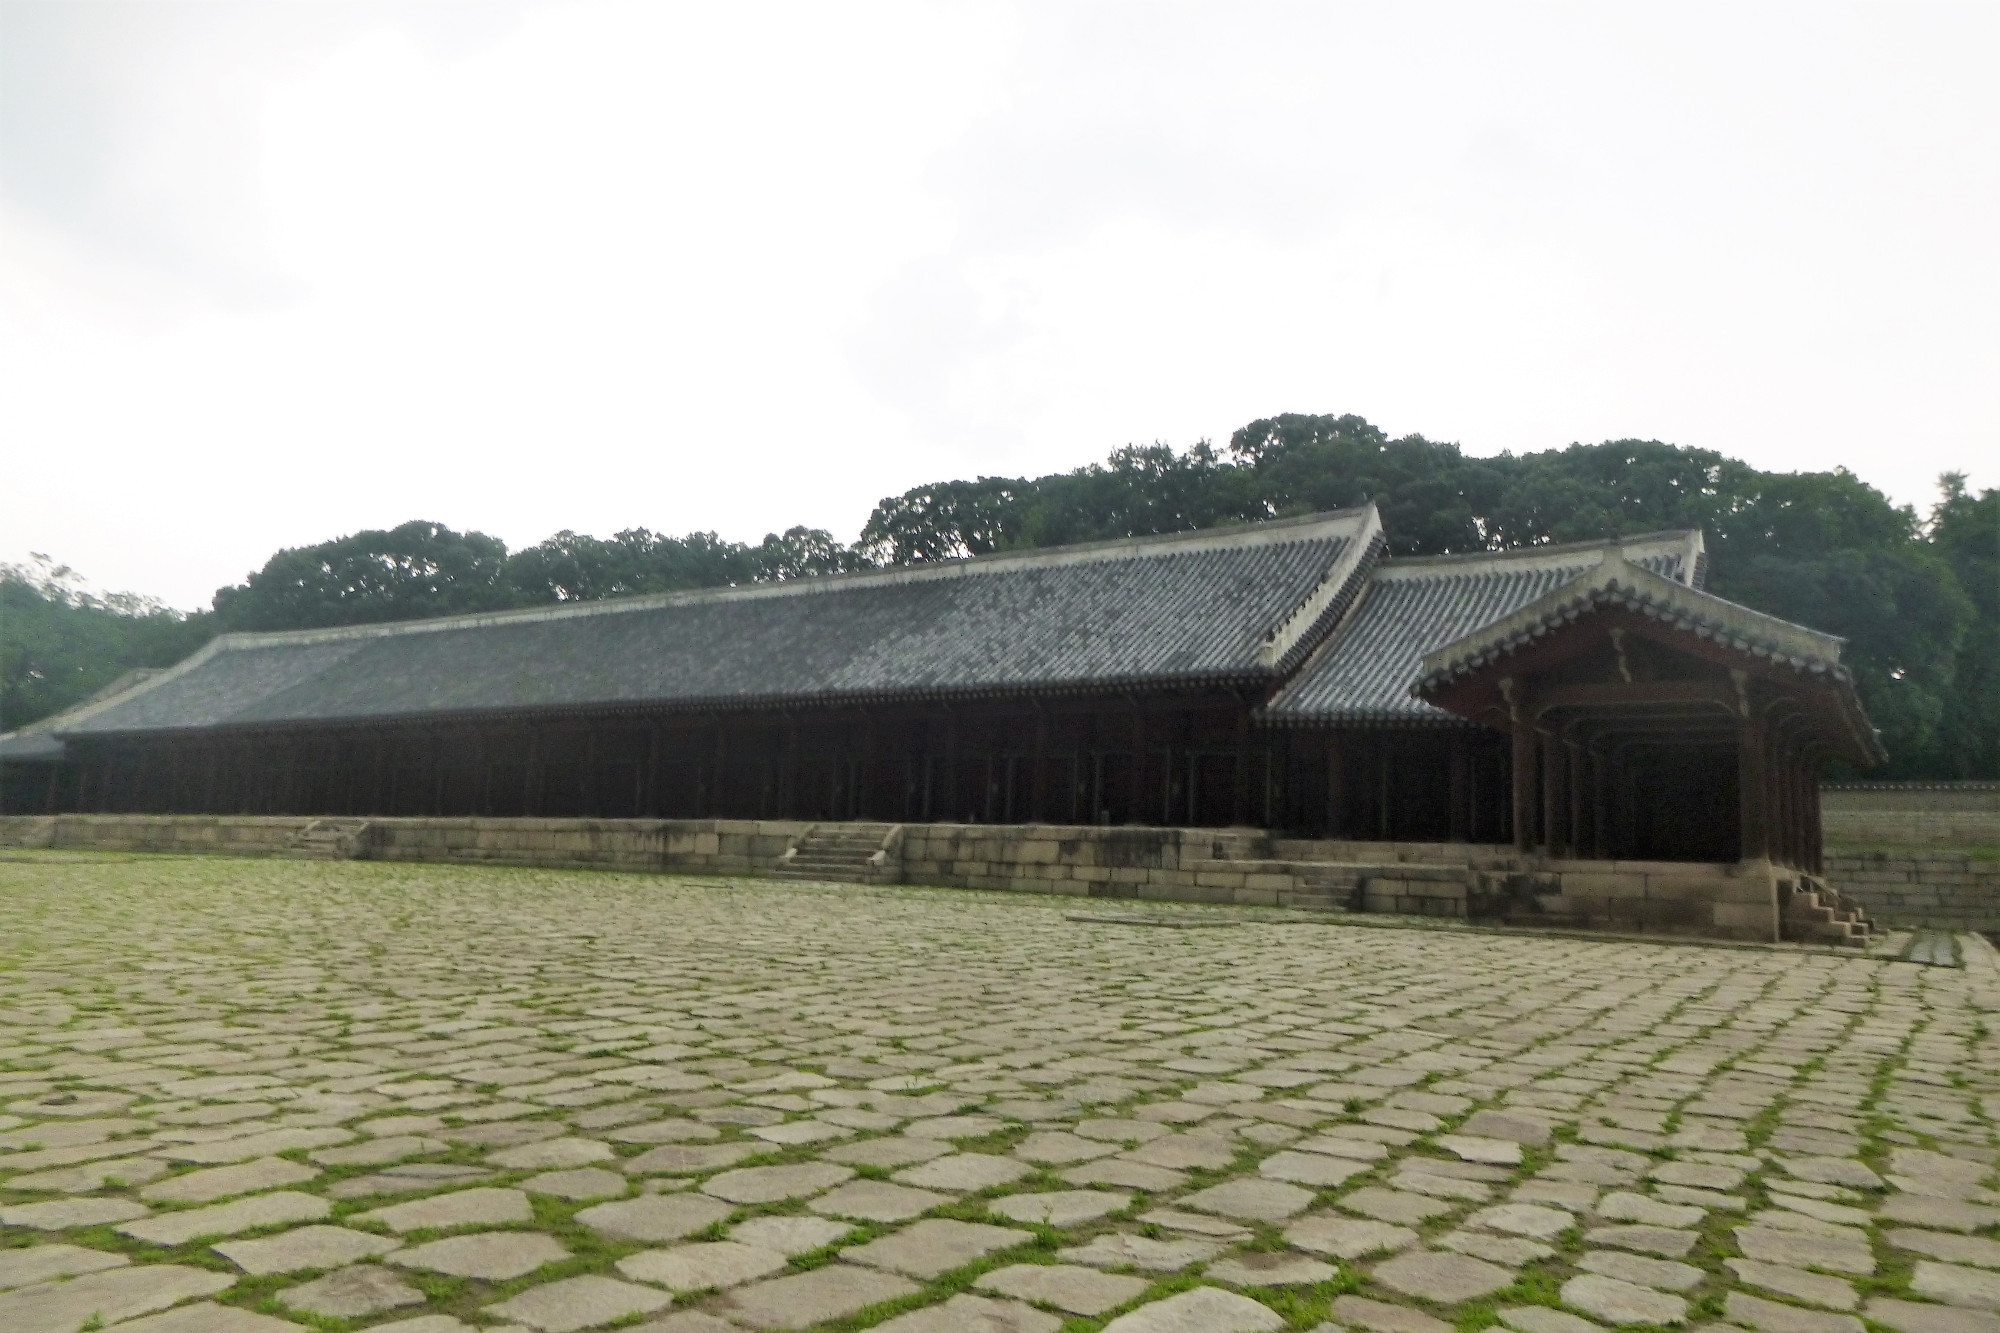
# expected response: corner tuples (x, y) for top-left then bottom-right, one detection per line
(2, 1), (1994, 610)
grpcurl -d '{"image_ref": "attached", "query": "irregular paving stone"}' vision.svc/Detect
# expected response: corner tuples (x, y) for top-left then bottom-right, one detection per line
(1864, 1298), (2000, 1333)
(280, 1263), (428, 1317)
(0, 1264), (233, 1331)
(717, 1264), (920, 1329)
(1735, 1225), (1876, 1275)
(1880, 1198), (2000, 1233)
(141, 1156), (318, 1203)
(623, 1142), (760, 1175)
(1296, 1134), (1390, 1161)
(1726, 1257), (1860, 1309)
(873, 1292), (1063, 1332)
(359, 1186), (534, 1232)
(1015, 1130), (1121, 1164)
(1597, 1192), (1705, 1227)
(160, 1126), (352, 1164)
(487, 1135), (613, 1169)
(1651, 1161), (1745, 1190)
(1730, 1291), (1869, 1333)
(105, 1303), (300, 1332)
(1892, 1232), (2000, 1271)
(1329, 1294), (1455, 1333)
(617, 1240), (789, 1290)
(1585, 1225), (1699, 1258)
(1208, 1250), (1338, 1286)
(749, 1119), (853, 1145)
(1459, 1110), (1553, 1144)
(120, 1189), (330, 1245)
(1260, 1149), (1370, 1188)
(824, 1136), (953, 1168)
(978, 1263), (1150, 1315)
(809, 1179), (950, 1222)
(388, 1231), (570, 1280)
(1441, 1229), (1555, 1264)
(309, 1134), (449, 1166)
(1579, 1250), (1703, 1291)
(1338, 1186), (1458, 1226)
(611, 1118), (721, 1144)
(0, 1243), (130, 1290)
(1101, 1286), (1285, 1332)
(1784, 1156), (1885, 1189)
(1562, 1273), (1689, 1325)
(703, 1161), (852, 1204)
(1915, 1262), (2000, 1312)
(327, 1163), (493, 1199)
(0, 1196), (151, 1229)
(1123, 1133), (1239, 1171)
(1058, 1232), (1222, 1271)
(1500, 1305), (1606, 1333)
(847, 1217), (1034, 1278)
(486, 1274), (673, 1332)
(1285, 1214), (1418, 1258)
(215, 1224), (403, 1274)
(729, 1214), (854, 1255)
(1374, 1249), (1515, 1303)
(1437, 1134), (1524, 1165)
(521, 1166), (626, 1199)
(1470, 1203), (1574, 1238)
(1179, 1176), (1315, 1221)
(1140, 1207), (1252, 1238)
(988, 1189), (1130, 1225)
(551, 1187), (707, 1241)
(1061, 1158), (1189, 1191)
(896, 1152), (1030, 1191)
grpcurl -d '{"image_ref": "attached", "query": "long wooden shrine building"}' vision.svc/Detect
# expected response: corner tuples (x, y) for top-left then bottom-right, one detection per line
(0, 505), (1879, 873)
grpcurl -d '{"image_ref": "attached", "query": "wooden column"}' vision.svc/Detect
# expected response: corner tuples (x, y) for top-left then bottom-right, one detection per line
(1376, 739), (1390, 841)
(1129, 703), (1146, 827)
(1508, 697), (1534, 852)
(1590, 749), (1609, 859)
(1326, 734), (1346, 838)
(1565, 741), (1583, 859)
(1805, 764), (1824, 875)
(522, 728), (539, 817)
(645, 722), (661, 817)
(1738, 714), (1768, 862)
(1448, 732), (1469, 843)
(1540, 734), (1562, 854)
(1030, 707), (1047, 824)
(1232, 705), (1250, 827)
(943, 709), (958, 823)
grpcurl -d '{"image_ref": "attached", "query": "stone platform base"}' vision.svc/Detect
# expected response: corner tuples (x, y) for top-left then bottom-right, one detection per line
(0, 813), (1821, 944)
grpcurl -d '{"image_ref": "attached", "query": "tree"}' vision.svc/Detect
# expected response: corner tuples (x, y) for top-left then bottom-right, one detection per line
(1, 556), (213, 730)
(502, 529), (758, 603)
(213, 521), (516, 631)
(1927, 474), (2000, 778)
(858, 477), (1032, 564)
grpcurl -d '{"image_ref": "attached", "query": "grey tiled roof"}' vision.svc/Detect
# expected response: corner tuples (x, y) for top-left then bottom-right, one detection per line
(1261, 533), (1704, 726)
(60, 510), (1377, 736)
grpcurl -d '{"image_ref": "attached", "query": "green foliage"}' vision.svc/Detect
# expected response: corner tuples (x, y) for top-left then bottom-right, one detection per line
(0, 556), (213, 732)
(212, 519), (515, 630)
(7, 413), (1992, 777)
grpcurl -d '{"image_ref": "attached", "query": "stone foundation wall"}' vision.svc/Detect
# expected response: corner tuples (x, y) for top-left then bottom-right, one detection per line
(1824, 849), (2000, 932)
(0, 813), (1786, 941)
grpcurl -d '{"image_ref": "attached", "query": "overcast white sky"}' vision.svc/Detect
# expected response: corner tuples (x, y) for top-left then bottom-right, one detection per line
(2, 0), (1994, 610)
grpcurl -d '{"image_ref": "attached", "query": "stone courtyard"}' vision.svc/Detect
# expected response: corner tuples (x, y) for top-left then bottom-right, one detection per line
(1, 854), (1997, 1333)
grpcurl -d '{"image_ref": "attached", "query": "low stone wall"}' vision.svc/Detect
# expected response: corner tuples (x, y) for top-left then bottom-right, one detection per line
(1824, 849), (2000, 932)
(0, 813), (312, 856)
(1822, 782), (2000, 847)
(364, 817), (806, 876)
(1819, 782), (2000, 929)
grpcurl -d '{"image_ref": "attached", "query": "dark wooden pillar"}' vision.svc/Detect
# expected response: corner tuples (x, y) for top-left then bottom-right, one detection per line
(645, 722), (661, 817)
(1376, 738), (1390, 841)
(1326, 734), (1346, 838)
(1509, 704), (1534, 852)
(1029, 707), (1047, 824)
(1738, 714), (1768, 862)
(1539, 735), (1560, 854)
(1448, 732), (1469, 843)
(523, 728), (540, 817)
(1805, 764), (1823, 875)
(1231, 705), (1250, 827)
(709, 719), (726, 817)
(1590, 749), (1609, 859)
(1565, 741), (1582, 859)
(1129, 702), (1146, 827)
(942, 708), (958, 823)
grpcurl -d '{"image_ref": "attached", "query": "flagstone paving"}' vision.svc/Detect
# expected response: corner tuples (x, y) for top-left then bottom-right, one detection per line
(0, 855), (1996, 1332)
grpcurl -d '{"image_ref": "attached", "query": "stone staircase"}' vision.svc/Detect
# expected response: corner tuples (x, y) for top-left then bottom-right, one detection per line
(770, 823), (903, 884)
(1783, 876), (1875, 948)
(280, 818), (375, 860)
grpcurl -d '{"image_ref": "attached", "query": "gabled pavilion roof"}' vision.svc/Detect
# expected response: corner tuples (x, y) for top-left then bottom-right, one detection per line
(50, 507), (1383, 737)
(1260, 531), (1706, 727)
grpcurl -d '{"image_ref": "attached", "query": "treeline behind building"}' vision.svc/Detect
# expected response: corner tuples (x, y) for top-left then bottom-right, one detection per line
(5, 413), (1995, 779)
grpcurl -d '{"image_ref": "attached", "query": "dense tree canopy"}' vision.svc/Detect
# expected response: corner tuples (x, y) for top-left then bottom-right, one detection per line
(6, 413), (1993, 778)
